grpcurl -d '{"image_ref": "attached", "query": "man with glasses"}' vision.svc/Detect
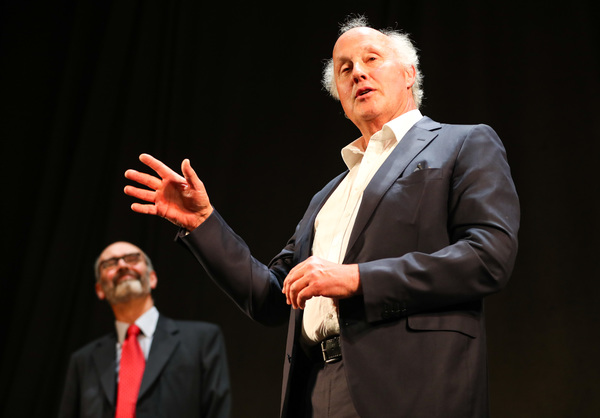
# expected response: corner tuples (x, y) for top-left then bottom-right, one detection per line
(58, 241), (231, 418)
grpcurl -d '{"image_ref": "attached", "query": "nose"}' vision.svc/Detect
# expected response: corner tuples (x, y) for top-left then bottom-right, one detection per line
(352, 62), (367, 83)
(116, 257), (129, 269)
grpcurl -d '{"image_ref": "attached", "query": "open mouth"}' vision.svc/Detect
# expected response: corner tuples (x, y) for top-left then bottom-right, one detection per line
(115, 272), (139, 284)
(356, 88), (373, 98)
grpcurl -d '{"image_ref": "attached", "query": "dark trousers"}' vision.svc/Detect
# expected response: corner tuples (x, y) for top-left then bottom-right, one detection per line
(307, 360), (361, 418)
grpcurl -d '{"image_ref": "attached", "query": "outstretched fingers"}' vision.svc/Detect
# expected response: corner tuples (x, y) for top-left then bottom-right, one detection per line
(139, 153), (185, 182)
(124, 153), (212, 230)
(124, 184), (156, 203)
(124, 169), (163, 191)
(130, 202), (158, 216)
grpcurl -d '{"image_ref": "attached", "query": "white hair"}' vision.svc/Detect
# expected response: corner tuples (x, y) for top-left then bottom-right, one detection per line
(321, 16), (424, 108)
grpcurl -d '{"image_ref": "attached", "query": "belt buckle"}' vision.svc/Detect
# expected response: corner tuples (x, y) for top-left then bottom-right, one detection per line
(321, 336), (341, 364)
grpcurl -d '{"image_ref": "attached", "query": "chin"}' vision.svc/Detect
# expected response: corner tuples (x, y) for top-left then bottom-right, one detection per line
(109, 280), (148, 304)
(353, 106), (381, 121)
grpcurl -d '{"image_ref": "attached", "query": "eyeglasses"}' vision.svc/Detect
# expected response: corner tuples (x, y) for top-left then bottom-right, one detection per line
(98, 252), (143, 271)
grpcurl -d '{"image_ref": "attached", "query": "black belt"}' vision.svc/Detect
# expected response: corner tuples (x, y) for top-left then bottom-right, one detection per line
(310, 335), (342, 364)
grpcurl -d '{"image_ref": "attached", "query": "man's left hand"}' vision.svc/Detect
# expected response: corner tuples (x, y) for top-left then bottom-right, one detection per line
(282, 256), (361, 309)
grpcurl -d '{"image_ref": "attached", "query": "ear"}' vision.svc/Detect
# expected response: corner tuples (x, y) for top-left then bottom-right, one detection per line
(149, 271), (158, 290)
(405, 65), (416, 88)
(95, 282), (106, 300)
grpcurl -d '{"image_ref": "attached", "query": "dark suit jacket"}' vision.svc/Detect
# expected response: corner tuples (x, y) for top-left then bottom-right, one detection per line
(58, 315), (231, 418)
(179, 116), (520, 418)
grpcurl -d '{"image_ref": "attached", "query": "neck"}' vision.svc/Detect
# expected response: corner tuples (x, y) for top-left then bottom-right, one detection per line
(111, 295), (154, 324)
(357, 103), (417, 146)
(358, 121), (386, 145)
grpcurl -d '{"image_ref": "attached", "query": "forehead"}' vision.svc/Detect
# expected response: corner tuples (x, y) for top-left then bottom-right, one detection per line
(99, 242), (140, 260)
(332, 27), (391, 61)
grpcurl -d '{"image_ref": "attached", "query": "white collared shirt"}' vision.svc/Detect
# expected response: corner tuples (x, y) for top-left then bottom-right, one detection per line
(115, 306), (159, 373)
(301, 110), (423, 345)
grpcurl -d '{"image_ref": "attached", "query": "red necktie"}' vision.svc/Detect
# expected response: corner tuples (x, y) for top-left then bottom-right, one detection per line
(115, 324), (145, 418)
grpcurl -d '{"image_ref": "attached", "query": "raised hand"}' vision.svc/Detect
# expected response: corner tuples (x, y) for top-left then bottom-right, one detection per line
(282, 256), (361, 309)
(124, 153), (213, 231)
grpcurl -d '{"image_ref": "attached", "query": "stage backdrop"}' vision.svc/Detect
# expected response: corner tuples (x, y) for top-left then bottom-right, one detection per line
(1, 1), (598, 417)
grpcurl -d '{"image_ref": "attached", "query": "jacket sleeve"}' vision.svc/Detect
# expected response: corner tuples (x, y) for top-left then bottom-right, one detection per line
(178, 212), (295, 326)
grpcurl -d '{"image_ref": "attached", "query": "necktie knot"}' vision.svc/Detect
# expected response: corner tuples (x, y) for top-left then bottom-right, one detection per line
(127, 324), (141, 338)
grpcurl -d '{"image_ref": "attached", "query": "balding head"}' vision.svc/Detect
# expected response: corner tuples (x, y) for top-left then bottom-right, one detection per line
(94, 241), (157, 306)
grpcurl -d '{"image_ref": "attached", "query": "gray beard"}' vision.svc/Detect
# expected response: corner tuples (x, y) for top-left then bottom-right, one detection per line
(105, 276), (149, 305)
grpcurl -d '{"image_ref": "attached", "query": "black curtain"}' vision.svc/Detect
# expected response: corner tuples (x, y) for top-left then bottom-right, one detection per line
(1, 1), (598, 417)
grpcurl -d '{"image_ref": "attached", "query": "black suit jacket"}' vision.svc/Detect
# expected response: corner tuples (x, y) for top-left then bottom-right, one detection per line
(179, 116), (520, 418)
(58, 315), (231, 418)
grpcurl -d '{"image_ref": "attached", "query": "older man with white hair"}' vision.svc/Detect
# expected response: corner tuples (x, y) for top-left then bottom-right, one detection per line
(124, 15), (519, 418)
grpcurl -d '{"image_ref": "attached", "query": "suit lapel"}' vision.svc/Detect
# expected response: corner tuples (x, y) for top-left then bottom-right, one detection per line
(344, 117), (441, 261)
(138, 315), (179, 399)
(92, 333), (118, 408)
(294, 171), (348, 262)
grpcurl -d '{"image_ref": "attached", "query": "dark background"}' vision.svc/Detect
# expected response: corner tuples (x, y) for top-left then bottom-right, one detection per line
(1, 1), (598, 417)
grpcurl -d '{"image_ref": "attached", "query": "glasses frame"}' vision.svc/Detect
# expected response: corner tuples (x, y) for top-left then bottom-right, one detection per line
(98, 252), (143, 272)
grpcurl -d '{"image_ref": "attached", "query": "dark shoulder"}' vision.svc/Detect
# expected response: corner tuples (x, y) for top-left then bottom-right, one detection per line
(159, 315), (224, 341)
(172, 319), (223, 335)
(167, 318), (227, 353)
(419, 117), (502, 149)
(68, 332), (115, 360)
(419, 115), (495, 133)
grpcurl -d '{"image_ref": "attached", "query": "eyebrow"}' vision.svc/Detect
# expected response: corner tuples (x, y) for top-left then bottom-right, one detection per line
(335, 45), (384, 62)
(99, 252), (141, 263)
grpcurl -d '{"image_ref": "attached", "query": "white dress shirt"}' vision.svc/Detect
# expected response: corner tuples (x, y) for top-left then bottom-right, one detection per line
(301, 110), (423, 345)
